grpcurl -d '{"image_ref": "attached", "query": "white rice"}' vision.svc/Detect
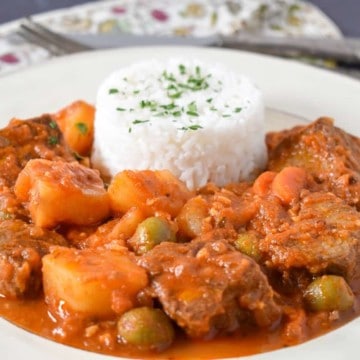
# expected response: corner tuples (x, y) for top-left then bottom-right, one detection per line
(92, 58), (266, 190)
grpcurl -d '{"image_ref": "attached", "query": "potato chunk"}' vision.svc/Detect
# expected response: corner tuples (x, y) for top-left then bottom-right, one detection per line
(42, 247), (148, 318)
(14, 159), (110, 228)
(53, 100), (95, 156)
(108, 170), (194, 217)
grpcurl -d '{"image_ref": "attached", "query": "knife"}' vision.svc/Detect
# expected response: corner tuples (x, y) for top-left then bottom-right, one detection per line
(66, 32), (360, 66)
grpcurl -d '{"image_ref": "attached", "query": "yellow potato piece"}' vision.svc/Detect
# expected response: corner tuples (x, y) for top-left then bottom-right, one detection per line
(42, 247), (148, 318)
(14, 159), (110, 228)
(108, 170), (194, 217)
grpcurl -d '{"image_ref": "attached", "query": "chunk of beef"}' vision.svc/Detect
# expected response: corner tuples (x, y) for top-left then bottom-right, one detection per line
(267, 117), (360, 208)
(0, 116), (76, 220)
(0, 115), (75, 188)
(0, 220), (67, 299)
(259, 191), (360, 281)
(139, 231), (281, 339)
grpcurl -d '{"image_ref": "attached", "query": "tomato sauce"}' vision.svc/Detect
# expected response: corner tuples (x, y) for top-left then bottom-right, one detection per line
(0, 296), (357, 359)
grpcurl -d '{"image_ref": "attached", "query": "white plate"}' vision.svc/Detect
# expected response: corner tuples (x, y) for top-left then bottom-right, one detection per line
(1, 47), (360, 360)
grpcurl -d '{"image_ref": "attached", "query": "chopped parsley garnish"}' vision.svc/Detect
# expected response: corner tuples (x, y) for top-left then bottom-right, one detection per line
(48, 136), (59, 145)
(179, 64), (186, 75)
(222, 114), (231, 118)
(160, 103), (176, 110)
(109, 88), (119, 94)
(140, 100), (157, 109)
(162, 71), (176, 82)
(234, 107), (242, 113)
(111, 63), (228, 132)
(195, 66), (201, 76)
(75, 122), (88, 135)
(179, 124), (203, 131)
(186, 111), (199, 117)
(132, 120), (150, 124)
(167, 91), (182, 99)
(49, 120), (57, 129)
(186, 101), (199, 116)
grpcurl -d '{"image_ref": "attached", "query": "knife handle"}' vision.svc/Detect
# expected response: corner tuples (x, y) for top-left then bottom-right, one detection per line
(220, 34), (360, 66)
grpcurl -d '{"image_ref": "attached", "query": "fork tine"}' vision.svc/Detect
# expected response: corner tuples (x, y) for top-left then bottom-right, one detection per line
(16, 27), (67, 56)
(18, 17), (92, 55)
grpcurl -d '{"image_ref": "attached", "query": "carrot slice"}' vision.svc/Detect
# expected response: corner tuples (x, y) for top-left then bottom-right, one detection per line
(271, 167), (307, 205)
(53, 100), (95, 156)
(253, 171), (276, 196)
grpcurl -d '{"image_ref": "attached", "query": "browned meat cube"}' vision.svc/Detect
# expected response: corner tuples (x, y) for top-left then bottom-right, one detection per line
(0, 116), (76, 221)
(259, 191), (360, 281)
(139, 231), (281, 339)
(266, 118), (360, 208)
(0, 115), (75, 188)
(0, 220), (67, 299)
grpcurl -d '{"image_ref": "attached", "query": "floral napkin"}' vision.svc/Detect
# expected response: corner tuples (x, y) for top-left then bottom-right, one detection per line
(0, 0), (343, 76)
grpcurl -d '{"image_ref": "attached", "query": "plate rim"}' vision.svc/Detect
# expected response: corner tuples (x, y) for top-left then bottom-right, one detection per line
(0, 45), (360, 360)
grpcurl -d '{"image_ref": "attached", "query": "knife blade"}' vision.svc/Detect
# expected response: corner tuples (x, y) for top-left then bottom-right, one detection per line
(66, 32), (360, 66)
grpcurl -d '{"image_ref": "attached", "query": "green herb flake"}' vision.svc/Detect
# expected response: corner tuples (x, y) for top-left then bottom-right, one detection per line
(140, 100), (159, 111)
(222, 114), (231, 118)
(49, 120), (57, 129)
(179, 64), (186, 75)
(168, 91), (182, 99)
(75, 122), (88, 135)
(234, 107), (242, 113)
(154, 112), (166, 117)
(179, 124), (203, 131)
(172, 111), (182, 117)
(162, 71), (176, 82)
(206, 98), (213, 103)
(133, 120), (150, 124)
(133, 90), (140, 94)
(160, 103), (176, 110)
(48, 136), (59, 145)
(188, 101), (198, 113)
(195, 66), (201, 76)
(128, 127), (132, 133)
(186, 111), (199, 117)
(109, 88), (119, 94)
(116, 107), (126, 111)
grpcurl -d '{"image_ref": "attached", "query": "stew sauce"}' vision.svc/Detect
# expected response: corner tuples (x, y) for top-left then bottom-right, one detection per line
(1, 106), (360, 359)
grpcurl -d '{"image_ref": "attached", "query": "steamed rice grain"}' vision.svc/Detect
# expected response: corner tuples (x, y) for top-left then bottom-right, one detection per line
(92, 59), (266, 190)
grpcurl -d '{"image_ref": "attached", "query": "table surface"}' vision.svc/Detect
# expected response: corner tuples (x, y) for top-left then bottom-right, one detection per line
(1, 0), (359, 36)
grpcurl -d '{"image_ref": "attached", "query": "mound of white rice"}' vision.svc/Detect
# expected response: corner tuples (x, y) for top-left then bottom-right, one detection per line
(92, 58), (266, 190)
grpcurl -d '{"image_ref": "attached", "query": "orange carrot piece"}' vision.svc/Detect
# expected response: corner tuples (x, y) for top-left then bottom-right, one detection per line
(253, 171), (276, 196)
(53, 100), (95, 156)
(271, 167), (307, 205)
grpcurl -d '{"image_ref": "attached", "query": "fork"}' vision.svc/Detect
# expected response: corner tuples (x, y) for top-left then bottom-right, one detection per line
(16, 17), (92, 56)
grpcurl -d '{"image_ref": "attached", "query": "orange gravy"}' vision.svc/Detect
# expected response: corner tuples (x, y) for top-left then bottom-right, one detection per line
(0, 297), (356, 359)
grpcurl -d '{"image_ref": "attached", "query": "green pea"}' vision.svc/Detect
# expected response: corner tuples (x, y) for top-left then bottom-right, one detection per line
(234, 232), (261, 261)
(117, 307), (175, 351)
(128, 217), (176, 255)
(304, 275), (354, 312)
